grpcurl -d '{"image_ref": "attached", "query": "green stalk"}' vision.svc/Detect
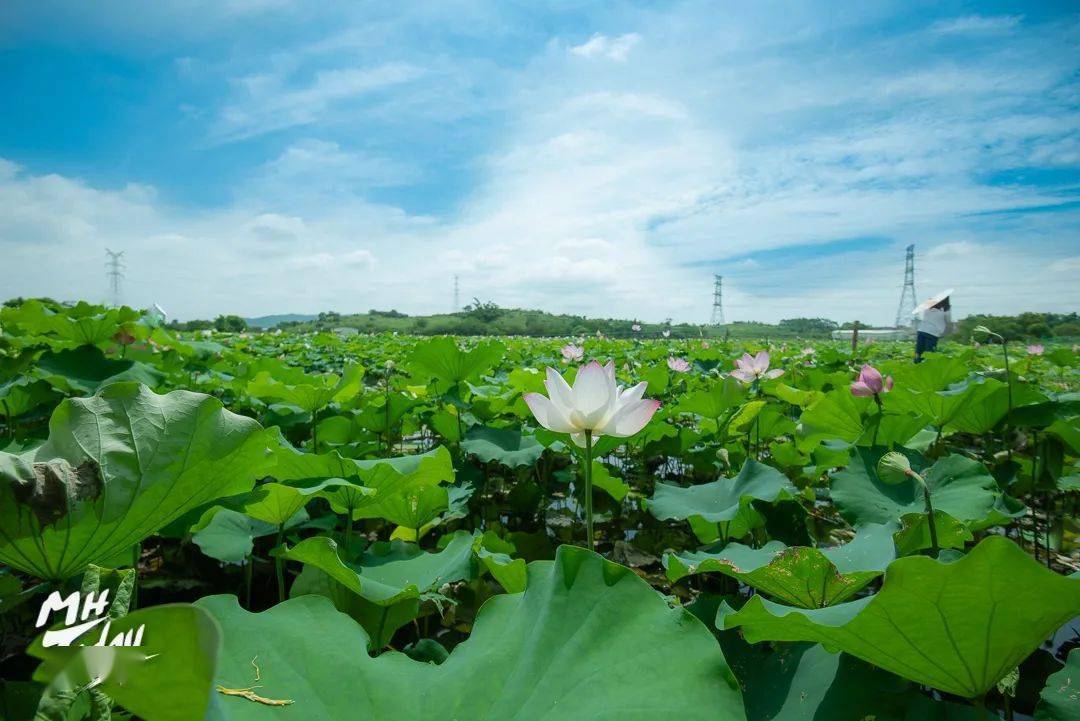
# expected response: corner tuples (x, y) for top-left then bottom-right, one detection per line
(922, 486), (939, 556)
(584, 430), (595, 551)
(870, 394), (883, 447)
(274, 524), (286, 603)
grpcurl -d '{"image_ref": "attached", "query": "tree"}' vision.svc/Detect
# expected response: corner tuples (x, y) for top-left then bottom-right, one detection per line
(213, 315), (248, 333)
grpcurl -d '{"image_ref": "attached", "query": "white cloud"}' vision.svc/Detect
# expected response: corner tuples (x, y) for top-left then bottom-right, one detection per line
(930, 15), (1023, 35)
(569, 33), (641, 62)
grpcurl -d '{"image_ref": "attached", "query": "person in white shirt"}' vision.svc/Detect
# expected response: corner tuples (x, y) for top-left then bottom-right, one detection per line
(913, 295), (951, 362)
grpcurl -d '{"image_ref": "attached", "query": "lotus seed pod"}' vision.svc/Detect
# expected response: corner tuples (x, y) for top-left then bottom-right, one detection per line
(877, 451), (914, 485)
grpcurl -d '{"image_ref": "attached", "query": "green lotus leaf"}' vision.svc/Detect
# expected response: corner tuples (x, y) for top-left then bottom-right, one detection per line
(666, 523), (896, 607)
(461, 425), (544, 468)
(720, 637), (991, 721)
(675, 377), (747, 419)
(190, 507), (306, 564)
(831, 449), (1005, 528)
(0, 377), (59, 419)
(407, 336), (505, 388)
(281, 530), (477, 606)
(721, 536), (1080, 698)
(235, 478), (352, 527)
(203, 544), (746, 720)
(591, 460), (630, 502)
(893, 510), (972, 555)
(34, 346), (164, 395)
(1035, 648), (1079, 721)
(798, 389), (867, 446)
(0, 383), (272, 580)
(247, 363), (363, 413)
(473, 531), (527, 593)
(0, 300), (142, 347)
(28, 603), (220, 721)
(648, 460), (798, 533)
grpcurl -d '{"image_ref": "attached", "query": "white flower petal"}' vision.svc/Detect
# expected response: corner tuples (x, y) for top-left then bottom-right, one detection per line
(544, 367), (574, 413)
(572, 360), (614, 418)
(523, 393), (575, 433)
(604, 399), (661, 437)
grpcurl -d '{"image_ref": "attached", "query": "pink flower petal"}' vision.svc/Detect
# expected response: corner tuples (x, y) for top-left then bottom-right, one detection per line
(850, 381), (874, 397)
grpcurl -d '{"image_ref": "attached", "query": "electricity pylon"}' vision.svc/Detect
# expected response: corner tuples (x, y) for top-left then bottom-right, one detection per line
(105, 248), (125, 307)
(710, 275), (725, 326)
(894, 245), (917, 328)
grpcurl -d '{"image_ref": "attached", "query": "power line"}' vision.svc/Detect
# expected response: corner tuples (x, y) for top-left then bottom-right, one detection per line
(104, 248), (125, 308)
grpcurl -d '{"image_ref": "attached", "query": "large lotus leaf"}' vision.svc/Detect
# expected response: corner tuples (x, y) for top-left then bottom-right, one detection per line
(199, 544), (746, 720)
(283, 531), (478, 648)
(407, 336), (506, 389)
(28, 603), (220, 721)
(0, 377), (59, 418)
(666, 523), (896, 607)
(675, 377), (747, 420)
(34, 346), (164, 395)
(831, 448), (1002, 528)
(1, 300), (141, 347)
(649, 459), (798, 528)
(461, 425), (544, 468)
(1035, 648), (1079, 721)
(281, 531), (477, 606)
(722, 536), (1080, 698)
(235, 478), (352, 527)
(191, 507), (307, 564)
(798, 389), (867, 446)
(887, 359), (992, 427)
(719, 636), (991, 721)
(247, 363), (363, 412)
(0, 383), (271, 580)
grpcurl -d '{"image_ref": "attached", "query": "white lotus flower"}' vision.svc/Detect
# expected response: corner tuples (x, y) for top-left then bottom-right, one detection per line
(560, 343), (584, 362)
(524, 360), (659, 446)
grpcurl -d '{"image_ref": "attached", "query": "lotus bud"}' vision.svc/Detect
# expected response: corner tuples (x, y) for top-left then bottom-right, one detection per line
(877, 452), (924, 488)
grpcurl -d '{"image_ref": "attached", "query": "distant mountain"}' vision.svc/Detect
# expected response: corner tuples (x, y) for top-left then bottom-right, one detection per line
(244, 313), (319, 328)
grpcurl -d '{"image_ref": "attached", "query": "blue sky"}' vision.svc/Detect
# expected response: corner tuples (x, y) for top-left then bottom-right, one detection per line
(0, 1), (1077, 323)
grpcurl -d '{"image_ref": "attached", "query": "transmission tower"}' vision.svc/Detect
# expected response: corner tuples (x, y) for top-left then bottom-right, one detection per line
(453, 275), (460, 313)
(105, 248), (125, 307)
(894, 244), (917, 328)
(710, 275), (725, 326)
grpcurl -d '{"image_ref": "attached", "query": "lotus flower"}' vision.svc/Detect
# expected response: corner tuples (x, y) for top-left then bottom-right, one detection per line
(701, 340), (710, 349)
(632, 324), (642, 332)
(801, 347), (815, 357)
(731, 351), (783, 383)
(667, 356), (690, 373)
(561, 344), (584, 362)
(1026, 344), (1044, 356)
(850, 364), (893, 397)
(524, 361), (660, 447)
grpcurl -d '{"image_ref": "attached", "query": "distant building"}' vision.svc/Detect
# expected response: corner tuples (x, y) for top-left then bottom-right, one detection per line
(333, 326), (359, 337)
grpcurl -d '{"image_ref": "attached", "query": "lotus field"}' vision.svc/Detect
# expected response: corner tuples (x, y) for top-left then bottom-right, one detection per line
(2, 299), (1079, 721)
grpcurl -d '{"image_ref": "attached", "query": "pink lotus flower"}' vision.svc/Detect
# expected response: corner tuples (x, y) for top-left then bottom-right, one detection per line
(524, 361), (660, 446)
(701, 340), (710, 349)
(1026, 344), (1044, 356)
(850, 364), (893, 397)
(560, 344), (584, 362)
(667, 356), (690, 373)
(731, 351), (783, 383)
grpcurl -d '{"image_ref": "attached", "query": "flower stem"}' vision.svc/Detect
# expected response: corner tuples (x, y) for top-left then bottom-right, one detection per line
(584, 430), (595, 551)
(922, 487), (939, 556)
(274, 524), (286, 603)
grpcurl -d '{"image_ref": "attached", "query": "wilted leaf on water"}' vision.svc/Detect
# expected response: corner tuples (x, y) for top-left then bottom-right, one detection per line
(722, 536), (1080, 697)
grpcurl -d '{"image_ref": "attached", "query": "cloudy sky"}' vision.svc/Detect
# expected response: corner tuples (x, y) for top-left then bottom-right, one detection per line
(1, 1), (1077, 324)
